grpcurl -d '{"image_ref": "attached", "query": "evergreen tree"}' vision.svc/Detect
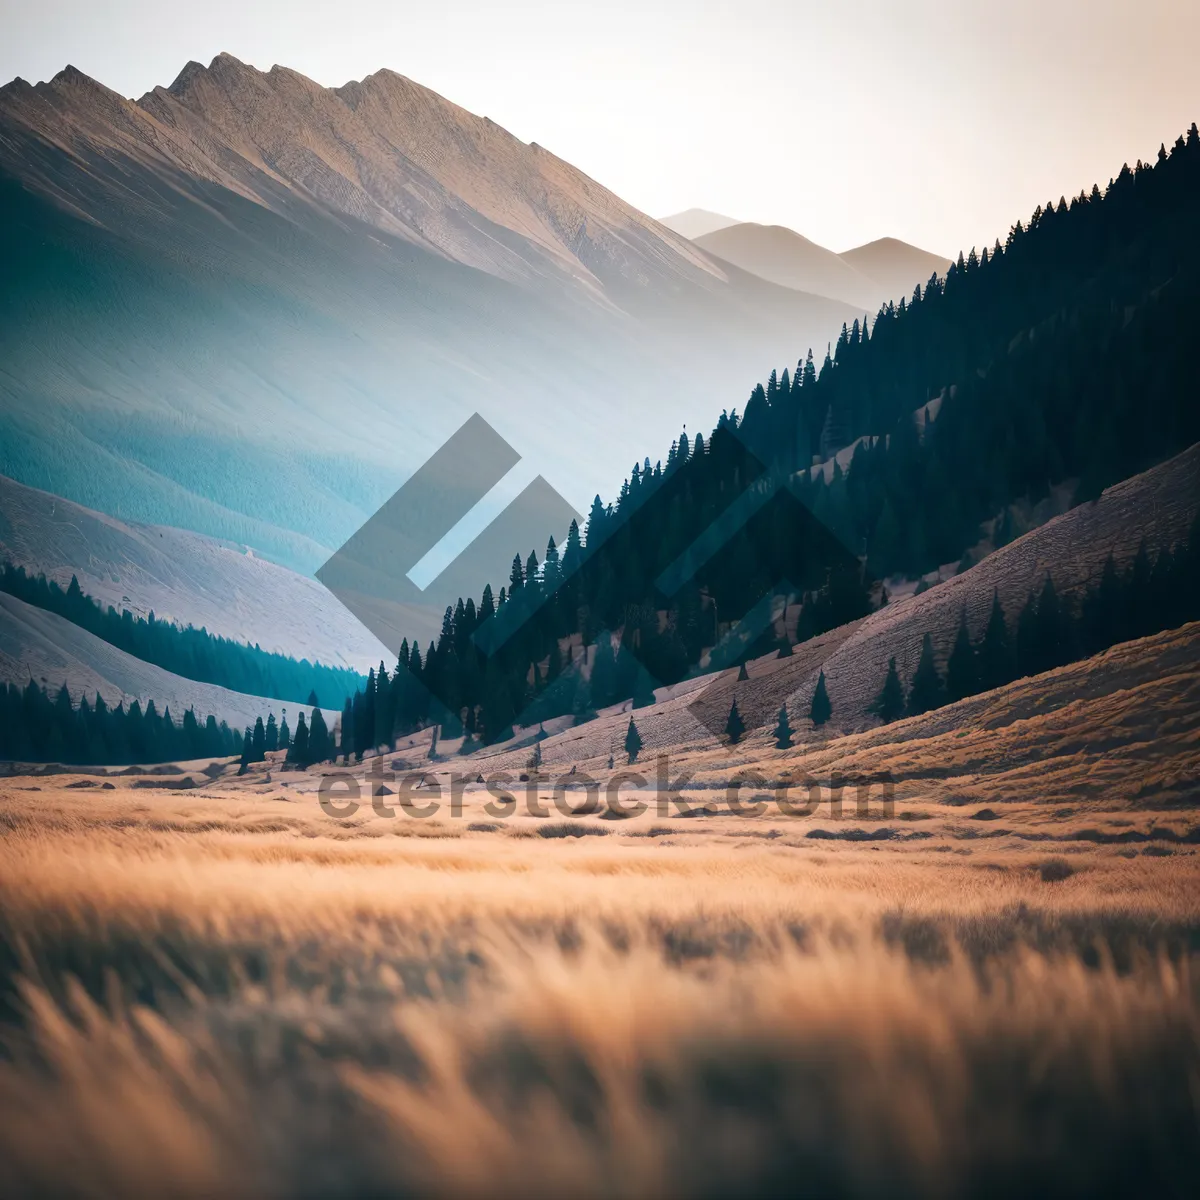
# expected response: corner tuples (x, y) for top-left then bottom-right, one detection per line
(291, 712), (309, 765)
(278, 711), (290, 753)
(978, 591), (1013, 692)
(945, 610), (979, 703)
(809, 670), (832, 727)
(624, 716), (643, 764)
(875, 658), (905, 723)
(907, 633), (945, 716)
(237, 726), (253, 775)
(774, 703), (794, 749)
(725, 698), (745, 745)
(265, 712), (279, 752)
(309, 707), (331, 764)
(1032, 576), (1068, 673)
(251, 716), (266, 762)
(632, 665), (657, 708)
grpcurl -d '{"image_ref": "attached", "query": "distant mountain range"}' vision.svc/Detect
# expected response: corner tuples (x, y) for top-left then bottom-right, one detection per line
(673, 220), (950, 311)
(0, 55), (859, 572)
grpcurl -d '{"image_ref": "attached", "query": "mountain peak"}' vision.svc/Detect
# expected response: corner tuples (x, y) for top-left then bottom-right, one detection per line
(167, 60), (207, 97)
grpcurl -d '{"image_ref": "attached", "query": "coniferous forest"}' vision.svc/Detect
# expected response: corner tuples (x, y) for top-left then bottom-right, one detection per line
(336, 127), (1200, 751)
(0, 681), (244, 766)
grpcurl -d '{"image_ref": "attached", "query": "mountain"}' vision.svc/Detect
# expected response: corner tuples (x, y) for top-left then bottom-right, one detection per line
(839, 237), (952, 305)
(0, 56), (857, 572)
(0, 591), (339, 735)
(694, 223), (879, 310)
(658, 208), (740, 239)
(0, 473), (390, 672)
(694, 222), (950, 310)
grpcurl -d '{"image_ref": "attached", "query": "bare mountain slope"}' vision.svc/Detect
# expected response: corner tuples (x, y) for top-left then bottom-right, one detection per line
(0, 474), (390, 672)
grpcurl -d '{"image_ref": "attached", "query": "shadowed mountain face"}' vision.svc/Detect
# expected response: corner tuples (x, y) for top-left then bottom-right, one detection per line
(0, 56), (857, 573)
(695, 223), (951, 311)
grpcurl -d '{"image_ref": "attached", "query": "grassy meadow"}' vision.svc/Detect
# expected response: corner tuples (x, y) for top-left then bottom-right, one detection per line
(1, 626), (1199, 1197)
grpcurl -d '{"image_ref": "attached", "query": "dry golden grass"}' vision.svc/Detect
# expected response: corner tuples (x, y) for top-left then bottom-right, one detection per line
(2, 632), (1199, 1197)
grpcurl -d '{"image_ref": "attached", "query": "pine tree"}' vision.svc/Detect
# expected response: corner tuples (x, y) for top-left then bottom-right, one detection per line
(632, 666), (657, 708)
(1033, 576), (1067, 672)
(624, 716), (643, 764)
(278, 711), (290, 753)
(978, 590), (1013, 692)
(945, 610), (979, 703)
(291, 712), (309, 765)
(875, 658), (905, 723)
(724, 698), (745, 745)
(340, 699), (354, 762)
(309, 708), (331, 764)
(237, 726), (253, 775)
(809, 670), (832, 727)
(907, 633), (945, 716)
(265, 712), (279, 752)
(773, 704), (794, 749)
(251, 716), (266, 762)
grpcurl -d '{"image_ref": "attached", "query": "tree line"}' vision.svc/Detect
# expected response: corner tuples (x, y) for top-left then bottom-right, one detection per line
(0, 563), (365, 708)
(0, 681), (244, 765)
(0, 675), (346, 770)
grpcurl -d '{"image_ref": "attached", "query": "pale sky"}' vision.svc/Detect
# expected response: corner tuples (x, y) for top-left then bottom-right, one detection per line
(2, 0), (1196, 257)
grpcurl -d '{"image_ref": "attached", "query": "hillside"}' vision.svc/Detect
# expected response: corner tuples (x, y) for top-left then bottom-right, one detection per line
(0, 58), (857, 568)
(459, 441), (1200, 768)
(0, 592), (337, 733)
(0, 473), (390, 672)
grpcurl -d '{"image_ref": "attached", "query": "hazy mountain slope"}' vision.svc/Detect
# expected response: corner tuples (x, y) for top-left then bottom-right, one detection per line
(839, 237), (951, 304)
(0, 59), (857, 569)
(694, 222), (880, 310)
(694, 223), (952, 311)
(0, 593), (337, 732)
(659, 208), (740, 239)
(0, 474), (390, 672)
